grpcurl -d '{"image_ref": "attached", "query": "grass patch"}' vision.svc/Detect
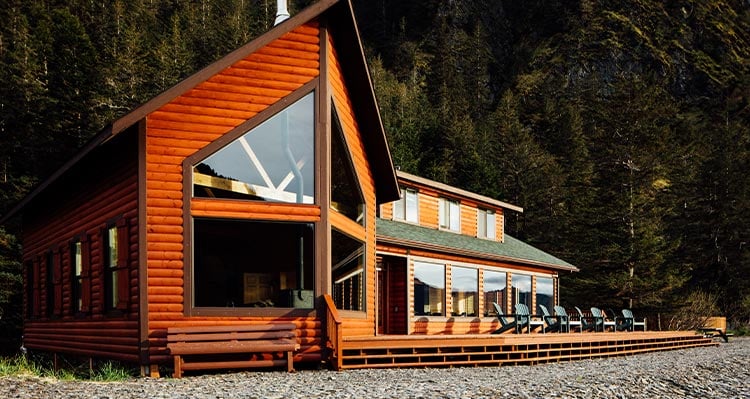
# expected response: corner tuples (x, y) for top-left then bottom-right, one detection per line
(0, 354), (136, 381)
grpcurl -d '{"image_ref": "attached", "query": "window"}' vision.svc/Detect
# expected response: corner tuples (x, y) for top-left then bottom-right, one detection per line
(438, 198), (460, 232)
(103, 226), (119, 311)
(193, 92), (315, 204)
(331, 106), (365, 224)
(414, 262), (445, 316)
(511, 274), (532, 311)
(332, 230), (365, 311)
(477, 209), (496, 239)
(451, 267), (478, 317)
(483, 270), (506, 316)
(25, 261), (35, 319)
(71, 241), (83, 313)
(45, 252), (55, 317)
(193, 219), (314, 308)
(536, 276), (554, 314)
(393, 188), (418, 223)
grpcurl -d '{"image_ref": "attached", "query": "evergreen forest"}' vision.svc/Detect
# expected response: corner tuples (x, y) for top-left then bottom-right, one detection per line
(1, 0), (749, 345)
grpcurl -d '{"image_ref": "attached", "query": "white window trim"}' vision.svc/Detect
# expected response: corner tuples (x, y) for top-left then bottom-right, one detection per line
(438, 197), (461, 233)
(393, 188), (419, 223)
(477, 208), (496, 240)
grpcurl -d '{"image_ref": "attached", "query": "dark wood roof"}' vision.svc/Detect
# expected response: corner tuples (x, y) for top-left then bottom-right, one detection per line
(1, 0), (399, 223)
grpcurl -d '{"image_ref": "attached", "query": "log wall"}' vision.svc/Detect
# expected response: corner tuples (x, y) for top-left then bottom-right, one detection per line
(144, 23), (323, 364)
(21, 129), (140, 362)
(328, 31), (378, 338)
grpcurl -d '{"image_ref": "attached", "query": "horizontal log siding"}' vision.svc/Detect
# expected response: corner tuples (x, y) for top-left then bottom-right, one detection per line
(144, 23), (321, 364)
(24, 320), (140, 363)
(461, 204), (477, 238)
(418, 194), (439, 229)
(496, 208), (504, 242)
(21, 132), (139, 360)
(379, 202), (393, 220)
(328, 33), (377, 337)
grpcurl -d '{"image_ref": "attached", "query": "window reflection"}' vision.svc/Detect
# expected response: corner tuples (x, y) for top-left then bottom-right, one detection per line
(332, 229), (365, 311)
(536, 276), (554, 314)
(483, 270), (506, 316)
(194, 92), (315, 203)
(414, 262), (445, 316)
(451, 267), (477, 317)
(512, 274), (532, 310)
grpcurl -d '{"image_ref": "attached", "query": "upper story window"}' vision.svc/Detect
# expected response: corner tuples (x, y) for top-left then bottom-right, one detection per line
(477, 209), (496, 239)
(393, 188), (418, 223)
(331, 106), (364, 224)
(193, 92), (315, 204)
(438, 197), (460, 232)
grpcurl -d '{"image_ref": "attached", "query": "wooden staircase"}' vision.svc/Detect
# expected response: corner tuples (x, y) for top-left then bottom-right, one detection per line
(338, 331), (717, 370)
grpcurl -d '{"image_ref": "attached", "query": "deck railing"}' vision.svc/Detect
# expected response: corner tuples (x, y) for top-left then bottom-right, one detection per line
(323, 294), (343, 371)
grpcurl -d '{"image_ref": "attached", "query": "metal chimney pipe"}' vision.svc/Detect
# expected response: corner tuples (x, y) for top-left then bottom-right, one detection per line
(275, 0), (290, 25)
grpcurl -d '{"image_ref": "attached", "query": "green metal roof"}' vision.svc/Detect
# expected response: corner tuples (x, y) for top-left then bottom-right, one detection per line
(376, 218), (578, 272)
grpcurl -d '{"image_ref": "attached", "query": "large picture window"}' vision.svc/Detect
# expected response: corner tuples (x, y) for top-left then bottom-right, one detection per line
(414, 262), (445, 316)
(536, 276), (554, 314)
(511, 274), (532, 310)
(483, 270), (507, 316)
(193, 92), (315, 203)
(193, 218), (314, 308)
(332, 229), (365, 311)
(451, 266), (478, 317)
(331, 107), (365, 224)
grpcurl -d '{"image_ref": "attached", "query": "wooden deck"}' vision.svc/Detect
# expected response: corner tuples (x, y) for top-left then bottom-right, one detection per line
(338, 331), (717, 369)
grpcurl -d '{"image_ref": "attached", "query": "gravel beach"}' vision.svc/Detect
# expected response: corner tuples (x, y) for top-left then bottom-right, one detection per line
(1, 337), (747, 399)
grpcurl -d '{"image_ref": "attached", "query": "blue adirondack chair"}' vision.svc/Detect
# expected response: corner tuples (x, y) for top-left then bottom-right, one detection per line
(554, 305), (582, 333)
(491, 302), (518, 334)
(620, 309), (647, 331)
(514, 303), (545, 334)
(539, 304), (562, 333)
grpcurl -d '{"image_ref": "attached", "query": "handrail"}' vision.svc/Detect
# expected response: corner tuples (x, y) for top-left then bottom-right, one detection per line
(323, 294), (343, 371)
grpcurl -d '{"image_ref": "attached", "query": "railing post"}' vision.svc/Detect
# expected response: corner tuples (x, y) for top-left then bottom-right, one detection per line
(323, 294), (343, 371)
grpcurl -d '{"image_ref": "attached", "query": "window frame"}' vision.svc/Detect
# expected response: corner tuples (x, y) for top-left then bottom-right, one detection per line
(182, 82), (321, 318)
(393, 188), (419, 224)
(482, 269), (507, 317)
(438, 197), (461, 232)
(413, 261), (446, 317)
(450, 266), (478, 317)
(477, 208), (496, 240)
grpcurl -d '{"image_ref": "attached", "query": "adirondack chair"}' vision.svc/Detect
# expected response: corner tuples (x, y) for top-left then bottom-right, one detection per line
(539, 304), (562, 333)
(554, 305), (582, 333)
(514, 303), (546, 334)
(490, 302), (518, 334)
(620, 309), (647, 331)
(574, 306), (596, 332)
(590, 307), (617, 332)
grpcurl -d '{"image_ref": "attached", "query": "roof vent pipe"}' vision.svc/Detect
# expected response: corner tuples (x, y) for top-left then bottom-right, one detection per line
(275, 0), (290, 25)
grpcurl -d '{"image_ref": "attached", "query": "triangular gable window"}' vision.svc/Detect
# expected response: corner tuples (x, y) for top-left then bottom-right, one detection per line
(330, 106), (365, 224)
(193, 92), (315, 203)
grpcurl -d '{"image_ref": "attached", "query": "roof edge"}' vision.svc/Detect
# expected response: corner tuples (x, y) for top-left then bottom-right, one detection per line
(396, 170), (523, 212)
(377, 233), (579, 272)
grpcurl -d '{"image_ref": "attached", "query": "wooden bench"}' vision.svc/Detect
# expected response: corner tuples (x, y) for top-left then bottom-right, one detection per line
(167, 323), (299, 378)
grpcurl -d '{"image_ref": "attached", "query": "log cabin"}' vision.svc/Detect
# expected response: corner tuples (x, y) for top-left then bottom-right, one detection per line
(0, 0), (582, 375)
